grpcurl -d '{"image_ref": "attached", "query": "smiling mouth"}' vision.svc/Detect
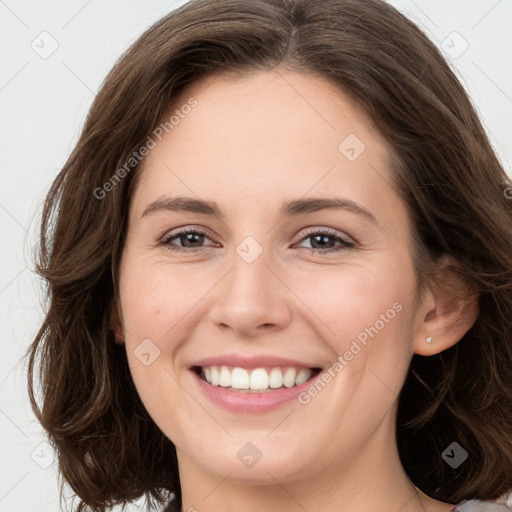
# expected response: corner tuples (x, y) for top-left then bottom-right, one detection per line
(193, 365), (322, 393)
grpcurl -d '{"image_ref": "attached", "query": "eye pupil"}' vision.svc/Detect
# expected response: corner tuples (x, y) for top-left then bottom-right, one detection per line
(311, 234), (334, 248)
(181, 233), (204, 247)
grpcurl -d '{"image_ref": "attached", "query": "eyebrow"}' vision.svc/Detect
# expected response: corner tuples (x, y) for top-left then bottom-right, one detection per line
(141, 196), (378, 225)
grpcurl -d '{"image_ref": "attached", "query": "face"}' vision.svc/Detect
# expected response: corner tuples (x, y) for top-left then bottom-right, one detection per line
(117, 69), (421, 484)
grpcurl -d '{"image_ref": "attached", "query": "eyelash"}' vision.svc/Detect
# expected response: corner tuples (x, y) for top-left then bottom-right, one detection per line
(159, 226), (356, 254)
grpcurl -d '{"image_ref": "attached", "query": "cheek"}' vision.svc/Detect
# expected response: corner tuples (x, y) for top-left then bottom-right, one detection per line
(117, 261), (183, 379)
(118, 258), (224, 435)
(291, 258), (415, 349)
(292, 254), (417, 417)
(119, 258), (212, 339)
(297, 264), (415, 438)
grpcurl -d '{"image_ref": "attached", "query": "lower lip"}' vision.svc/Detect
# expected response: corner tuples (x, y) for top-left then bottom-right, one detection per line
(190, 370), (316, 413)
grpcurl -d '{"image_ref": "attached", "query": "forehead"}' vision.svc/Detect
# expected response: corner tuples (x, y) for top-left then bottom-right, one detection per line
(163, 69), (382, 152)
(131, 69), (398, 218)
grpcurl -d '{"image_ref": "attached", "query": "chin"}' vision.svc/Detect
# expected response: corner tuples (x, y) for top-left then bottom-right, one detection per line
(178, 433), (316, 485)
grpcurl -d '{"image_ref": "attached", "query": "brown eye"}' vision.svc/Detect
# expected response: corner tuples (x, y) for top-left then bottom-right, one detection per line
(295, 229), (355, 253)
(160, 227), (216, 251)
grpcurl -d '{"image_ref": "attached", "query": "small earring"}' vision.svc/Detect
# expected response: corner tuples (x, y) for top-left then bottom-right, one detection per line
(426, 336), (432, 344)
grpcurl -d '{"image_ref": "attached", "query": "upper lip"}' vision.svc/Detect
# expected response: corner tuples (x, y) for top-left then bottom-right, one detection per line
(190, 354), (323, 370)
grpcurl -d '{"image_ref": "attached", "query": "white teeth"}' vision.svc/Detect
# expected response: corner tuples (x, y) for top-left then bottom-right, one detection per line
(219, 366), (231, 387)
(282, 368), (297, 388)
(250, 368), (269, 390)
(295, 369), (310, 385)
(210, 366), (220, 386)
(231, 367), (250, 389)
(200, 365), (315, 390)
(269, 368), (283, 388)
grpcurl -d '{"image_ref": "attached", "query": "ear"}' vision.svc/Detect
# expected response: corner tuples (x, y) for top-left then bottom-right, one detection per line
(413, 256), (480, 356)
(110, 299), (125, 345)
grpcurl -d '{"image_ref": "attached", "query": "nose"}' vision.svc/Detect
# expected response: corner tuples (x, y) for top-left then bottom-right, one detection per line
(207, 249), (293, 339)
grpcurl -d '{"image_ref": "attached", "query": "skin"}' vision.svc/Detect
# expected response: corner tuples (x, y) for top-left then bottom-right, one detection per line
(113, 69), (479, 512)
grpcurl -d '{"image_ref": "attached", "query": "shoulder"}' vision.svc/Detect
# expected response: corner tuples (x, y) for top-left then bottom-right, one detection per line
(451, 491), (512, 511)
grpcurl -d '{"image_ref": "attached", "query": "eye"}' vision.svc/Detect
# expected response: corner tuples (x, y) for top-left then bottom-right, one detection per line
(159, 226), (356, 254)
(294, 228), (355, 253)
(159, 227), (216, 252)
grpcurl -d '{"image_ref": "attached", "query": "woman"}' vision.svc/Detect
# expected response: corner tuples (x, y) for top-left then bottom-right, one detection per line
(27, 0), (512, 511)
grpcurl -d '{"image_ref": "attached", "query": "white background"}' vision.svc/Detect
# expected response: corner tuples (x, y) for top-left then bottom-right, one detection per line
(0, 1), (511, 510)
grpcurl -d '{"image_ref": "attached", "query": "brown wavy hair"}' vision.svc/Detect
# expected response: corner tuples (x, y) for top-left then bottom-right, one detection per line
(26, 0), (512, 510)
